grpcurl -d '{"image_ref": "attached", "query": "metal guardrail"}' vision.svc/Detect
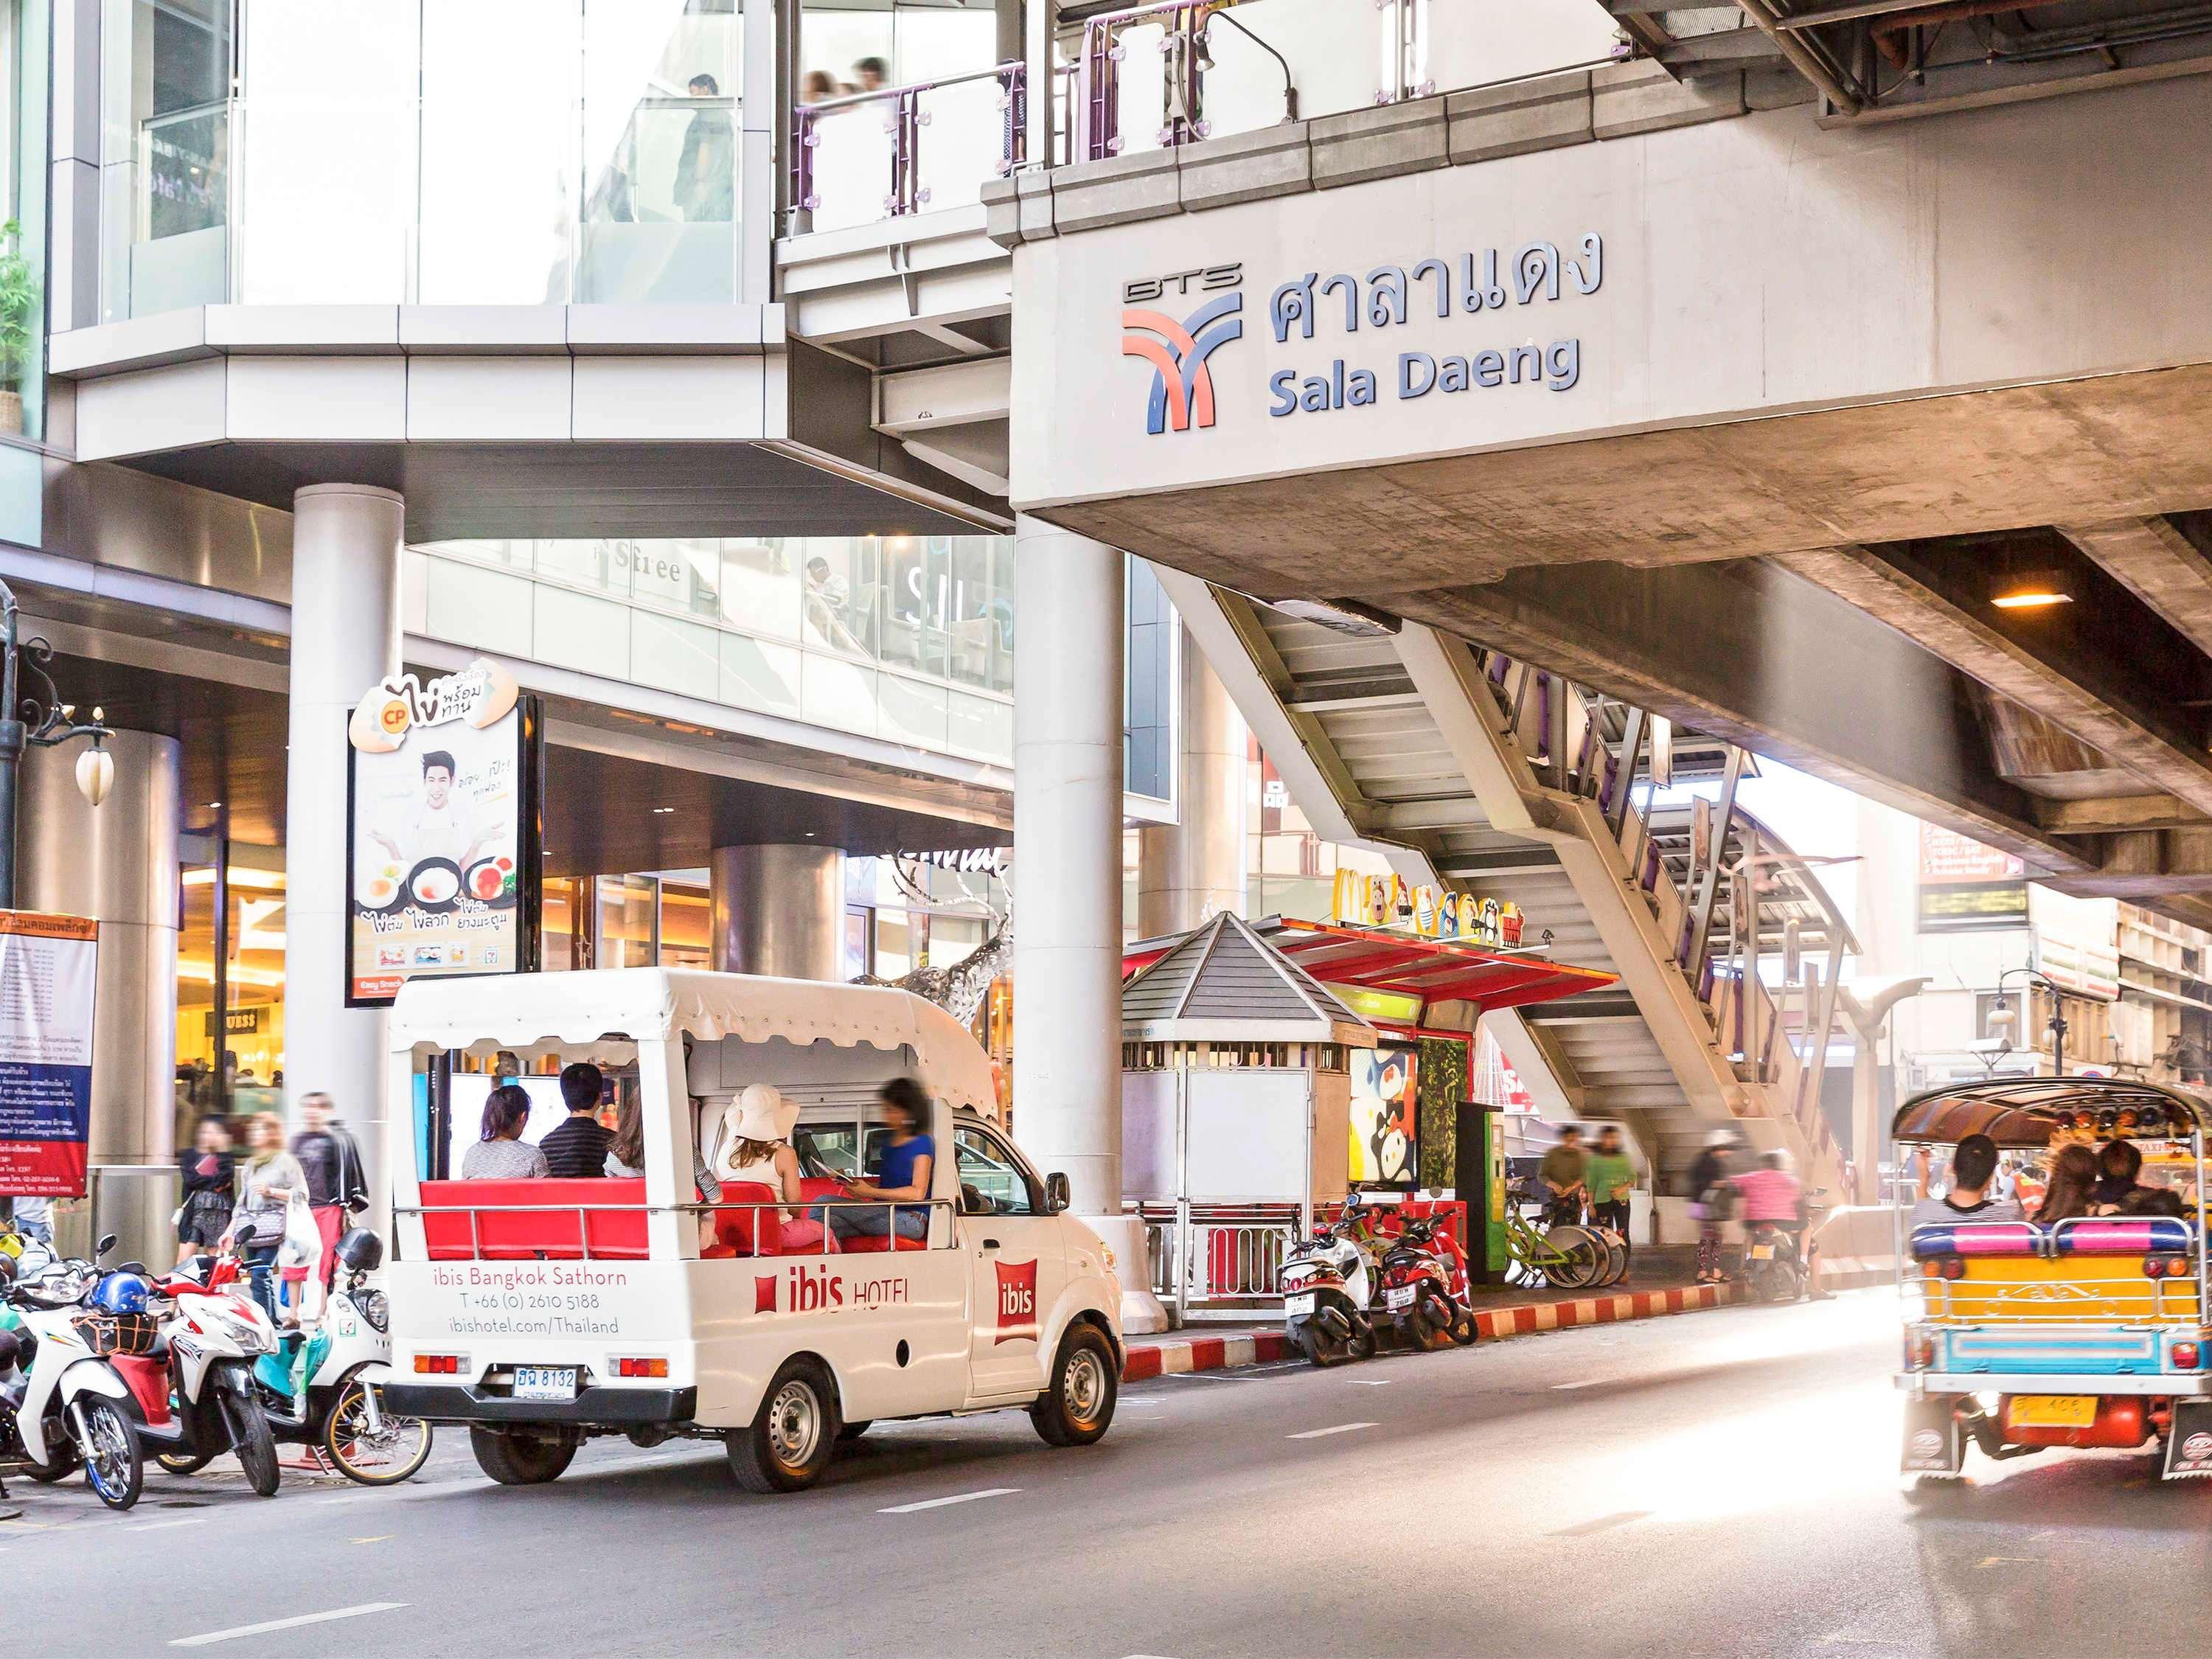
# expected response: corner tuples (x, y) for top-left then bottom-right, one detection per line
(396, 1197), (956, 1258)
(1134, 1203), (1302, 1321)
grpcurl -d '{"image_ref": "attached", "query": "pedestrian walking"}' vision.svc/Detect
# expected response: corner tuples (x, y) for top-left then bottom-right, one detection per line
(232, 1113), (307, 1322)
(174, 1115), (235, 1268)
(1688, 1130), (1733, 1284)
(1586, 1124), (1637, 1264)
(1, 1193), (49, 1248)
(1537, 1125), (1587, 1227)
(291, 1092), (369, 1288)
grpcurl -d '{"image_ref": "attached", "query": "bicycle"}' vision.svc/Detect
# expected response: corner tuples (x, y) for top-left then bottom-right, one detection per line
(1500, 1188), (1610, 1290)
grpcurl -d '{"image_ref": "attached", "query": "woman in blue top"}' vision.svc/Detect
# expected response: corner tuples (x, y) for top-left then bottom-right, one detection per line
(818, 1077), (935, 1243)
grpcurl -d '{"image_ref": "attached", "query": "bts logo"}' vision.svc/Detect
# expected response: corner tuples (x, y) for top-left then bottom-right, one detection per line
(1121, 293), (1244, 436)
(994, 1259), (1039, 1346)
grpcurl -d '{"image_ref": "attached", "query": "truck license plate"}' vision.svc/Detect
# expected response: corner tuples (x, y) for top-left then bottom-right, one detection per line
(1284, 1293), (1317, 1318)
(2011, 1394), (2096, 1428)
(1385, 1285), (1416, 1311)
(513, 1366), (577, 1403)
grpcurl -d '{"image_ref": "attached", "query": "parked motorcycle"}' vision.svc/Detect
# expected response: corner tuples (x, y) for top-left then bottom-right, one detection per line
(246, 1228), (431, 1486)
(1283, 1207), (1379, 1367)
(122, 1243), (284, 1497)
(3, 1236), (151, 1509)
(1377, 1214), (1477, 1351)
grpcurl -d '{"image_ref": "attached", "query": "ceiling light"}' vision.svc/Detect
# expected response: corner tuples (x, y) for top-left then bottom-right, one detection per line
(652, 807), (676, 815)
(1992, 571), (2073, 611)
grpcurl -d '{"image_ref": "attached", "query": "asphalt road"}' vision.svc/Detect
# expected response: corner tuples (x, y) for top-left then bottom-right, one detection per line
(11, 1290), (2211, 1658)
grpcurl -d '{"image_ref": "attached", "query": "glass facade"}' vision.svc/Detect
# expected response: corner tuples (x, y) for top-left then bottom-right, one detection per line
(0, 0), (44, 446)
(102, 0), (746, 321)
(414, 534), (1016, 763)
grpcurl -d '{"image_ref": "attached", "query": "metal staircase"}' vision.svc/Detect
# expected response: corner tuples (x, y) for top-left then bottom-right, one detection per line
(1159, 573), (1856, 1200)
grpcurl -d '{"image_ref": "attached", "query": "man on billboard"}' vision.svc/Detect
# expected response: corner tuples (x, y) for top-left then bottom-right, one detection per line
(369, 748), (492, 872)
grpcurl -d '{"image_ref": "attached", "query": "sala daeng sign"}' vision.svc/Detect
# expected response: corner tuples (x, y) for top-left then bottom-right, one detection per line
(1121, 234), (1602, 435)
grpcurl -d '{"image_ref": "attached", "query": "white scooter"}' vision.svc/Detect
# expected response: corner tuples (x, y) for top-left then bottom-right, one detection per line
(3, 1237), (148, 1509)
(133, 1240), (284, 1497)
(1281, 1206), (1380, 1368)
(247, 1228), (431, 1485)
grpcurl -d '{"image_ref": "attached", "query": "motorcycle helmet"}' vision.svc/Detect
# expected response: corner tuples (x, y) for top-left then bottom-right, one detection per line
(88, 1270), (153, 1316)
(333, 1227), (383, 1274)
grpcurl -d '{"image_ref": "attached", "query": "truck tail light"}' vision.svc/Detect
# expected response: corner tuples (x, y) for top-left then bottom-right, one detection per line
(1905, 1330), (1935, 1370)
(1940, 1257), (1967, 1281)
(2174, 1342), (2202, 1371)
(413, 1353), (467, 1375)
(616, 1357), (668, 1379)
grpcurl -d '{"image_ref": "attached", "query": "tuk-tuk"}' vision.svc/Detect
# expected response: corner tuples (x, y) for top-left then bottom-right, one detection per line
(1894, 1076), (2212, 1482)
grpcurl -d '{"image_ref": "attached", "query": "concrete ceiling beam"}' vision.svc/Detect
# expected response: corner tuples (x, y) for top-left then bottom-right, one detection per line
(1773, 543), (2212, 818)
(2033, 794), (2212, 834)
(2058, 515), (2212, 658)
(1398, 555), (2085, 872)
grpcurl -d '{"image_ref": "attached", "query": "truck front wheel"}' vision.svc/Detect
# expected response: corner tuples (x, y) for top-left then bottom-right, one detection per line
(728, 1359), (840, 1494)
(1031, 1325), (1118, 1448)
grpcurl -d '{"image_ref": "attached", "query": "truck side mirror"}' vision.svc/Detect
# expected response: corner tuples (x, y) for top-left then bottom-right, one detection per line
(1046, 1172), (1071, 1214)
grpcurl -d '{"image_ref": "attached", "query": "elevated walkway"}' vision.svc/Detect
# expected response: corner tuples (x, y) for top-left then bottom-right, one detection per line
(1162, 573), (1854, 1197)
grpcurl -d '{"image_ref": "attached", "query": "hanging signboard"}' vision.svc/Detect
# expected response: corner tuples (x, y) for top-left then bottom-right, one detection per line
(345, 658), (543, 1007)
(1915, 823), (2028, 933)
(1329, 869), (1524, 947)
(0, 911), (99, 1199)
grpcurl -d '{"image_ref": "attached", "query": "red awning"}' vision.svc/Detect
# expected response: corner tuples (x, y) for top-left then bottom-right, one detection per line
(1122, 915), (1617, 1017)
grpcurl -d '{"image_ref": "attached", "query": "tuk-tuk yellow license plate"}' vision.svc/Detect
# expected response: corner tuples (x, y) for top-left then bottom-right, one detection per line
(2010, 1395), (2098, 1428)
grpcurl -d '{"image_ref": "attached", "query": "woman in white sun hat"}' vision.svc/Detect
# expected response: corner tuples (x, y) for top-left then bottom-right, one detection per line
(714, 1083), (825, 1251)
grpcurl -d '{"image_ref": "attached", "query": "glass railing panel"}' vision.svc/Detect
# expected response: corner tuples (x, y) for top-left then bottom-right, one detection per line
(1205, 0), (1386, 129)
(1421, 0), (1622, 93)
(800, 94), (900, 232)
(577, 95), (739, 303)
(1096, 19), (1170, 157)
(911, 72), (1017, 215)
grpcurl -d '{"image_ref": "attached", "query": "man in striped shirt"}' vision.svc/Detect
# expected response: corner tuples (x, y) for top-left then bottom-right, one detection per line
(538, 1063), (613, 1178)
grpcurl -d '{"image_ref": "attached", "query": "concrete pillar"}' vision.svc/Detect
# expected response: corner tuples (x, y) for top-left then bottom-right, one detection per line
(1013, 515), (1167, 1332)
(285, 484), (402, 1222)
(1137, 621), (1248, 937)
(21, 728), (181, 1262)
(708, 843), (846, 979)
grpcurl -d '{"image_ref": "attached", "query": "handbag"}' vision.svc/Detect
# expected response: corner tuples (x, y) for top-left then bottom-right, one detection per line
(276, 1191), (323, 1267)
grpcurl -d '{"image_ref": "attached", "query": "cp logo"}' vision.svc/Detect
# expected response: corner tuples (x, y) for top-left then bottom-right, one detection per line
(1121, 293), (1244, 436)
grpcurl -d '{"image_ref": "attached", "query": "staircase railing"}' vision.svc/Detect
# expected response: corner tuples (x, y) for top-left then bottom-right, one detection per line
(1472, 654), (1855, 1175)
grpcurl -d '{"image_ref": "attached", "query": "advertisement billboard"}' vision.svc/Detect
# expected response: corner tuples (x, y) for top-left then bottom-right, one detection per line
(1349, 1040), (1419, 1189)
(0, 911), (99, 1198)
(346, 659), (541, 1006)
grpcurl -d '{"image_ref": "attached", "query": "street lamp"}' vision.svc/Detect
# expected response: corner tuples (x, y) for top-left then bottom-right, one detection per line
(1986, 966), (2068, 1076)
(0, 577), (115, 908)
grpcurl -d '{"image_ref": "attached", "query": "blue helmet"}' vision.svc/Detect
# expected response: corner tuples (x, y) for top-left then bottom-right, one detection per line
(88, 1271), (153, 1315)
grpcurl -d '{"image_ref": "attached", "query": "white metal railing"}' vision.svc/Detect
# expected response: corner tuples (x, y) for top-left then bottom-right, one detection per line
(397, 1197), (956, 1259)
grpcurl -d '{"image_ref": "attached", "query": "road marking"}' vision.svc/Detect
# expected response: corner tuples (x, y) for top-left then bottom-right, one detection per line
(1287, 1422), (1378, 1441)
(1551, 1378), (1606, 1390)
(878, 1487), (1020, 1514)
(1975, 1557), (2037, 1569)
(1352, 1379), (1394, 1387)
(170, 1601), (408, 1647)
(1548, 1511), (1653, 1538)
(349, 1535), (394, 1545)
(125, 1518), (209, 1534)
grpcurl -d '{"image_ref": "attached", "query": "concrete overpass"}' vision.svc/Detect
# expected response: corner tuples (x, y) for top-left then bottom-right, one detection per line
(995, 32), (2212, 930)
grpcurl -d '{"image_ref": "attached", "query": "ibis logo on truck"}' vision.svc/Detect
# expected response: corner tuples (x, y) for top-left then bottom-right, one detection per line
(1121, 265), (1244, 437)
(994, 1259), (1040, 1346)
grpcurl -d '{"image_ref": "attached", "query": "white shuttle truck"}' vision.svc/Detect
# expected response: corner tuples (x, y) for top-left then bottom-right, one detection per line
(381, 968), (1124, 1492)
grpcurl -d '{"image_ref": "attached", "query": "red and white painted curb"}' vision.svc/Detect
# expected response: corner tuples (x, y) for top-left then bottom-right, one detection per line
(1121, 1281), (1745, 1382)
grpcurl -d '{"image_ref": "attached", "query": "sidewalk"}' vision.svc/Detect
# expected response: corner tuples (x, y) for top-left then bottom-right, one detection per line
(1125, 1243), (1747, 1380)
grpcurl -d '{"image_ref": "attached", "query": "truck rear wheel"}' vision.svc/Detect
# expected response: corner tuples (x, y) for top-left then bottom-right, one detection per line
(1031, 1325), (1117, 1447)
(470, 1425), (577, 1486)
(728, 1359), (840, 1494)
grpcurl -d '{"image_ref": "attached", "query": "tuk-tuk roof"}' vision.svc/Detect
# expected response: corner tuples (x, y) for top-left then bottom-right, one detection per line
(389, 967), (998, 1116)
(1890, 1076), (2212, 1150)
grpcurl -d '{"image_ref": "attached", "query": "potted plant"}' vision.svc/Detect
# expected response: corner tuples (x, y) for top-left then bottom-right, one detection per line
(0, 219), (39, 436)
